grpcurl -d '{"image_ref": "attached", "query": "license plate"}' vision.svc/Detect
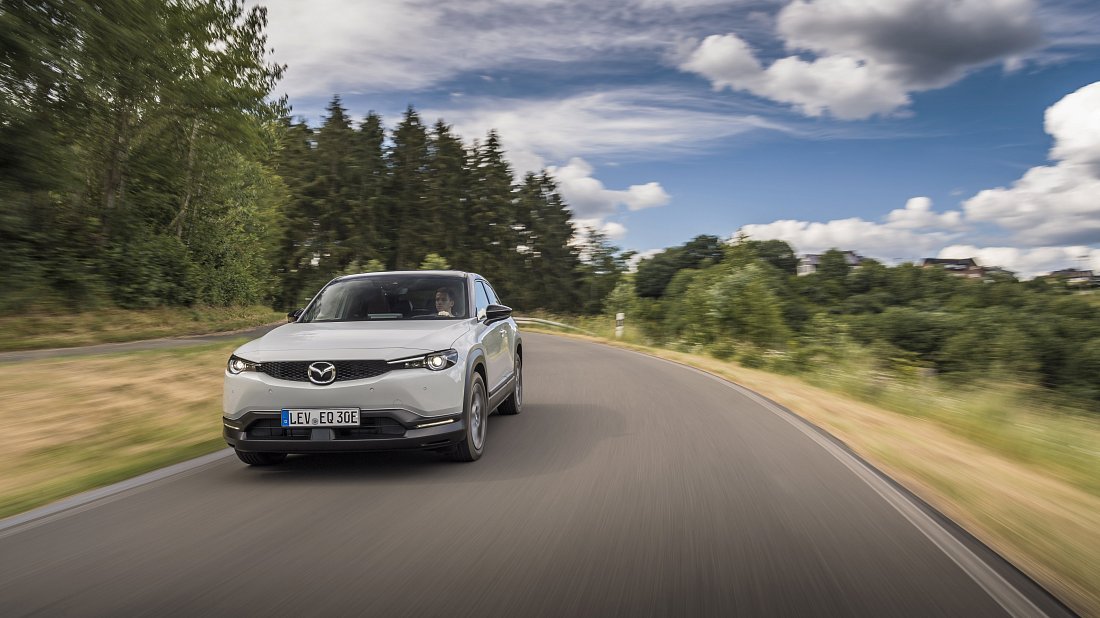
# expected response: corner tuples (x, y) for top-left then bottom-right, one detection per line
(281, 408), (360, 427)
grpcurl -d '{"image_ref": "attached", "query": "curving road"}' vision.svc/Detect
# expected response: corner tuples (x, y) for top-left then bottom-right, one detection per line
(0, 333), (1069, 616)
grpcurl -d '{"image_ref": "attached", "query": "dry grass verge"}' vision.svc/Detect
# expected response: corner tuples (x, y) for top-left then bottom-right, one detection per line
(524, 326), (1100, 616)
(0, 342), (236, 518)
(0, 305), (284, 352)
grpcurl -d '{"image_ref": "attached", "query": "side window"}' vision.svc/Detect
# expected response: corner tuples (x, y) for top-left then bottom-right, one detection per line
(474, 281), (491, 317)
(483, 281), (500, 305)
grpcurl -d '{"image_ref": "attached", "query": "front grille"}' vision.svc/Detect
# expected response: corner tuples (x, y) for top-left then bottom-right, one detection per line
(245, 416), (406, 440)
(259, 360), (392, 383)
(246, 419), (310, 440)
(336, 417), (405, 439)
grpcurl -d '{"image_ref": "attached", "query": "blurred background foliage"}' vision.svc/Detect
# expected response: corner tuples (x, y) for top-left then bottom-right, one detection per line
(608, 239), (1100, 407)
(2, 1), (1098, 406)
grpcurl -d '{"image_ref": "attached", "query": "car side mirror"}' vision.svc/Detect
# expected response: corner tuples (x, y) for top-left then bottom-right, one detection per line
(287, 308), (303, 323)
(485, 303), (512, 324)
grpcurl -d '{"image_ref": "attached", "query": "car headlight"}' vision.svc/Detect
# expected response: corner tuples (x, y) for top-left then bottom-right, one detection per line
(227, 355), (261, 374)
(389, 349), (459, 371)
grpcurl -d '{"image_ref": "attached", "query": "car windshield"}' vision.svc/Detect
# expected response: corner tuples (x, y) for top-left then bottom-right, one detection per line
(299, 275), (469, 322)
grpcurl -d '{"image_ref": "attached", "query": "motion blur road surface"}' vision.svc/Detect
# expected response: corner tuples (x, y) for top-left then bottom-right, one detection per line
(0, 333), (1057, 616)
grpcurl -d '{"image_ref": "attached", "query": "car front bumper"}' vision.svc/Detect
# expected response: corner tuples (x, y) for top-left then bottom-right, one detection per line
(224, 409), (465, 453)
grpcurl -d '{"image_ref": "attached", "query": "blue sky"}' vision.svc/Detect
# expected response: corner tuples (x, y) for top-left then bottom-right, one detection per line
(258, 0), (1100, 276)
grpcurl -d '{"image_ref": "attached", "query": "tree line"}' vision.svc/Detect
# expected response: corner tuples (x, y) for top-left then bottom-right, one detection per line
(609, 237), (1100, 405)
(272, 98), (621, 314)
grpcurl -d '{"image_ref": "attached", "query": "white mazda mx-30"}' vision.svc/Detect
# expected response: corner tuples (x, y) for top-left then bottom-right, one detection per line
(222, 271), (522, 465)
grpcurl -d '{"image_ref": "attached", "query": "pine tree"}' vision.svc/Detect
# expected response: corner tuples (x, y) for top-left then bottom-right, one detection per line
(274, 118), (321, 308)
(313, 95), (358, 269)
(467, 130), (518, 296)
(350, 112), (385, 265)
(427, 120), (469, 269)
(384, 106), (431, 269)
(541, 173), (582, 310)
(517, 172), (580, 311)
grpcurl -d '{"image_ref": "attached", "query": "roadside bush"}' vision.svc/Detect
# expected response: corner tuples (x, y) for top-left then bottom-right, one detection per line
(738, 346), (766, 368)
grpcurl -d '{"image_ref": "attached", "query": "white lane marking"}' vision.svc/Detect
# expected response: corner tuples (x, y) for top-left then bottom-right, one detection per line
(0, 449), (234, 538)
(547, 335), (1048, 618)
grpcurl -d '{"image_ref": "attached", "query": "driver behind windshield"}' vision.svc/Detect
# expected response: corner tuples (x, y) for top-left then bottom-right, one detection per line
(435, 287), (455, 317)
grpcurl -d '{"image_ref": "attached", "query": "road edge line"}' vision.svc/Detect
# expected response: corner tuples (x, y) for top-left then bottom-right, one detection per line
(0, 449), (234, 537)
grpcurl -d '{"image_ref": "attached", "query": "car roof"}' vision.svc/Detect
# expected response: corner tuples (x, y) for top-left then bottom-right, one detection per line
(337, 270), (475, 279)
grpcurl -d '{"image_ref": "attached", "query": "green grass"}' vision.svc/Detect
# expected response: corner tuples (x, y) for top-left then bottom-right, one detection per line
(0, 305), (284, 352)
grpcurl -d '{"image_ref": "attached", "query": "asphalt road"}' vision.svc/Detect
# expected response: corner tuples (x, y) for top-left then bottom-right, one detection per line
(0, 323), (283, 363)
(0, 332), (1067, 616)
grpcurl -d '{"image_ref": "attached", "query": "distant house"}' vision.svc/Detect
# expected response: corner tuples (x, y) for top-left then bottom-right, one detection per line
(1044, 268), (1097, 287)
(797, 251), (863, 276)
(921, 257), (985, 279)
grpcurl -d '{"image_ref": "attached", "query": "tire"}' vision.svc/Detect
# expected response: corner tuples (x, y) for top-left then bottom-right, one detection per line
(496, 355), (523, 416)
(235, 449), (287, 466)
(450, 371), (487, 462)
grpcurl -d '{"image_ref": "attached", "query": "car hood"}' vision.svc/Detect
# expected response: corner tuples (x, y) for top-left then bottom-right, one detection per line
(233, 320), (472, 362)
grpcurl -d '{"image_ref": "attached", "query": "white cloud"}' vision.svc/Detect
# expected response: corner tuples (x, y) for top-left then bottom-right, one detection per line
(680, 34), (763, 86)
(630, 0), (743, 8)
(430, 88), (784, 174)
(886, 197), (964, 230)
(623, 182), (671, 211)
(257, 0), (756, 99)
(680, 0), (1041, 119)
(741, 217), (951, 260)
(741, 197), (964, 258)
(1046, 80), (1100, 171)
(573, 218), (629, 245)
(601, 221), (628, 240)
(682, 34), (911, 119)
(260, 1), (442, 95)
(547, 157), (670, 222)
(963, 81), (1100, 245)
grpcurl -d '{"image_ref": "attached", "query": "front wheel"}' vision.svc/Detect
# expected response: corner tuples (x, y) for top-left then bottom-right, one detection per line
(450, 372), (487, 462)
(497, 356), (523, 416)
(235, 449), (287, 466)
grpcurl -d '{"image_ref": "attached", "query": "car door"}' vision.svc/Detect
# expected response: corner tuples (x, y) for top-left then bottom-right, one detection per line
(482, 280), (516, 381)
(473, 279), (505, 392)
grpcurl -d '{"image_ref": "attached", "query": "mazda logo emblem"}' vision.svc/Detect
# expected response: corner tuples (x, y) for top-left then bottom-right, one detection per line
(307, 361), (336, 385)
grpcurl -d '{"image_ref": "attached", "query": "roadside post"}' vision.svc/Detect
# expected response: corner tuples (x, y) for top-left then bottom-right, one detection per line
(615, 312), (625, 338)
